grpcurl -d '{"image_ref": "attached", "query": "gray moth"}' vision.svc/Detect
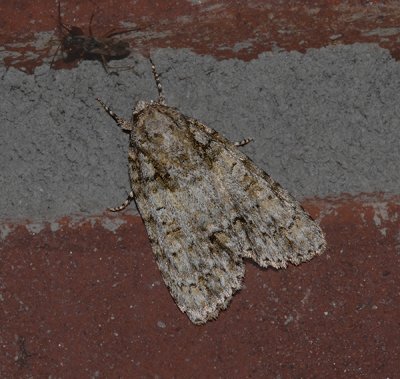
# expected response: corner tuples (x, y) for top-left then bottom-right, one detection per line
(96, 59), (326, 325)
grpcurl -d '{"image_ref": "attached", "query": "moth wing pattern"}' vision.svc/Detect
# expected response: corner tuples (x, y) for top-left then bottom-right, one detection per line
(186, 116), (326, 267)
(128, 104), (326, 325)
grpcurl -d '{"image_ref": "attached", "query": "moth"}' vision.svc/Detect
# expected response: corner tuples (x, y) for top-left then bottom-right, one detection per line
(96, 60), (326, 324)
(51, 1), (141, 72)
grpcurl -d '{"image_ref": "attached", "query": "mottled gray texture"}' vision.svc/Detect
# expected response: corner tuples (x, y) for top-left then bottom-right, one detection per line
(99, 82), (325, 324)
(0, 44), (399, 221)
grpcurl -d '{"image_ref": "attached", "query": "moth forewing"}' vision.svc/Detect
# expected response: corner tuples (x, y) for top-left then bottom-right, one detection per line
(96, 60), (326, 325)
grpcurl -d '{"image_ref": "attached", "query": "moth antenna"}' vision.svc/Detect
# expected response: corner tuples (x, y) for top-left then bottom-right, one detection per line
(149, 57), (166, 105)
(96, 98), (133, 131)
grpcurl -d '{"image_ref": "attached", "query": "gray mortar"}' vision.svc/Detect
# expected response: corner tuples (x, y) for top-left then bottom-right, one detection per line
(0, 44), (399, 221)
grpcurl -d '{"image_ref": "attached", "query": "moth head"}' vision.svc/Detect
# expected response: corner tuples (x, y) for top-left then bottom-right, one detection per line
(132, 100), (148, 121)
(133, 100), (147, 113)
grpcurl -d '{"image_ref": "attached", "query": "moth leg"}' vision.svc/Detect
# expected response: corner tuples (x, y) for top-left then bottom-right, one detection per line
(96, 98), (133, 131)
(108, 191), (134, 212)
(234, 138), (253, 147)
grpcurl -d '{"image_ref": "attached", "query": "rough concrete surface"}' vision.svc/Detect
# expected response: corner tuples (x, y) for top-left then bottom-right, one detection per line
(1, 44), (400, 220)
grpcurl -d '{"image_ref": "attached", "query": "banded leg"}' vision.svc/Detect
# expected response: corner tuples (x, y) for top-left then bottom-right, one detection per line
(234, 138), (253, 147)
(96, 98), (133, 131)
(109, 191), (134, 212)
